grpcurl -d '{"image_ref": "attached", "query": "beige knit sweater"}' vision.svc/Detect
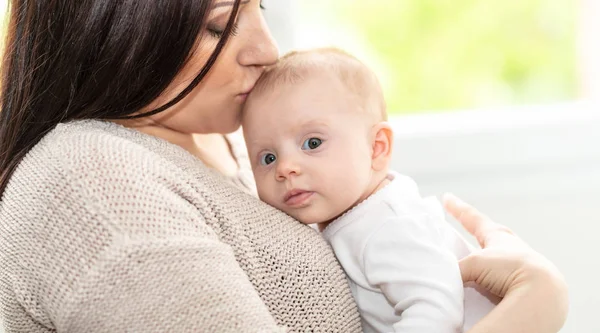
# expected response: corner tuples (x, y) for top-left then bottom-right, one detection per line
(0, 120), (361, 332)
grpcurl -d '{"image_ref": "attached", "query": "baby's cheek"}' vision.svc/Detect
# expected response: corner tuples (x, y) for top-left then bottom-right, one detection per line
(257, 183), (282, 210)
(328, 174), (366, 211)
(255, 181), (271, 203)
(315, 183), (348, 217)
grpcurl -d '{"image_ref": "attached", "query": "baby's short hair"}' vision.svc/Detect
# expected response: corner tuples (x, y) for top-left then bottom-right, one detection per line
(252, 47), (387, 121)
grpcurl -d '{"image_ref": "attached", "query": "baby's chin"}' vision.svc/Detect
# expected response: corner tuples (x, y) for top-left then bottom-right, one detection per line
(287, 209), (339, 226)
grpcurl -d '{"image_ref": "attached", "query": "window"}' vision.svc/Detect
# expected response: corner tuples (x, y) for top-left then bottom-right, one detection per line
(289, 0), (582, 114)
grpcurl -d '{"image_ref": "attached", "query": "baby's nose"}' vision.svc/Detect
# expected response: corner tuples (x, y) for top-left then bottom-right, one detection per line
(275, 158), (301, 181)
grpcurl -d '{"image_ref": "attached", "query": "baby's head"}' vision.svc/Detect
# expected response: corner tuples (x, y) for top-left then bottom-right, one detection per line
(242, 48), (393, 225)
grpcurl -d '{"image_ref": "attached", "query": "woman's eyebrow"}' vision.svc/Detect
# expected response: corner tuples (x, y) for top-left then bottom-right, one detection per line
(212, 0), (251, 9)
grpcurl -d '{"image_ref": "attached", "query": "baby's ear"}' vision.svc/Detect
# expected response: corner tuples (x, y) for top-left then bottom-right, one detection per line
(371, 122), (394, 172)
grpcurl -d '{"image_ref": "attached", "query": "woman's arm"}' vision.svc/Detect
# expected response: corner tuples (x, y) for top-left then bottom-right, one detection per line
(443, 194), (569, 333)
(60, 235), (285, 333)
(55, 188), (285, 332)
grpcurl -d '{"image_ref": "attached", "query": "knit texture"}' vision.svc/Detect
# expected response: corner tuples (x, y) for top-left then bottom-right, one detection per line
(0, 120), (361, 333)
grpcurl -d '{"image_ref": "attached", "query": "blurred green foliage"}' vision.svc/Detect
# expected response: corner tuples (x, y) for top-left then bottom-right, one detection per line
(299, 0), (577, 114)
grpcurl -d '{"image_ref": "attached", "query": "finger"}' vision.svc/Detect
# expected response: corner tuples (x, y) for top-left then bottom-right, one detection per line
(458, 253), (481, 284)
(459, 254), (510, 298)
(443, 193), (519, 249)
(443, 193), (492, 247)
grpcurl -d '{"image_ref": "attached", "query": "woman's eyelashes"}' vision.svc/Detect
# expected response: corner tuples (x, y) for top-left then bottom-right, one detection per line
(207, 22), (239, 38)
(207, 0), (265, 39)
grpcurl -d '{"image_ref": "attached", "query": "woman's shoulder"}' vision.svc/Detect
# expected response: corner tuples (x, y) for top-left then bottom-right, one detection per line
(2, 119), (214, 239)
(39, 120), (189, 169)
(14, 120), (203, 189)
(1, 119), (222, 283)
(0, 121), (275, 332)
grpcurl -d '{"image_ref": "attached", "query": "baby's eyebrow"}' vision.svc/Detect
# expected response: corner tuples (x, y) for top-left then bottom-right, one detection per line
(246, 138), (269, 150)
(299, 120), (330, 130)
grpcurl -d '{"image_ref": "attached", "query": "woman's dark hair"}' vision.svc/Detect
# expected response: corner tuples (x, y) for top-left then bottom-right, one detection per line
(0, 0), (241, 194)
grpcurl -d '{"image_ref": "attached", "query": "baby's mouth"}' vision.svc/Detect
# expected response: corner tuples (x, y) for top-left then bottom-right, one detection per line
(283, 189), (315, 207)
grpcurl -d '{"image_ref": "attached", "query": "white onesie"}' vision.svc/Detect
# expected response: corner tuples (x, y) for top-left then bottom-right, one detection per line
(322, 172), (499, 333)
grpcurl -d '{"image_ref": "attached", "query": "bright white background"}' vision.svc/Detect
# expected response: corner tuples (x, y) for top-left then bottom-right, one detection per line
(390, 103), (599, 333)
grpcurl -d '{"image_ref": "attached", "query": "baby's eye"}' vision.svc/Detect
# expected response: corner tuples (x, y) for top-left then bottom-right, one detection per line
(301, 138), (322, 150)
(260, 153), (277, 166)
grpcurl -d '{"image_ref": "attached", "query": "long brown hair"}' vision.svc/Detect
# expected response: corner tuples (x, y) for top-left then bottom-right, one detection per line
(0, 0), (241, 195)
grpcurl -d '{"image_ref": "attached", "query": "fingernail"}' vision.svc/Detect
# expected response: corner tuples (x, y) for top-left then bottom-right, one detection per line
(444, 192), (467, 208)
(443, 192), (456, 203)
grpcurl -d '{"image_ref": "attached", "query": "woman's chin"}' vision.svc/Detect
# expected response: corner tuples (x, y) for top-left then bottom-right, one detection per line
(210, 106), (243, 134)
(217, 118), (242, 134)
(186, 114), (242, 134)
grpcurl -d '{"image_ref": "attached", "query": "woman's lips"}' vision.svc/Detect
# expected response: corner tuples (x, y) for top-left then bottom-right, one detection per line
(284, 190), (314, 207)
(238, 84), (255, 100)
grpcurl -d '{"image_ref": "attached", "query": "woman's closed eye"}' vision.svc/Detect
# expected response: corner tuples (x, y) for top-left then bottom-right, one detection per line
(301, 138), (322, 150)
(207, 22), (239, 38)
(207, 0), (265, 38)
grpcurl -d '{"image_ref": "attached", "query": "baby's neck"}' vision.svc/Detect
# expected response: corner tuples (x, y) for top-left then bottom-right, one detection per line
(318, 170), (390, 232)
(371, 173), (392, 194)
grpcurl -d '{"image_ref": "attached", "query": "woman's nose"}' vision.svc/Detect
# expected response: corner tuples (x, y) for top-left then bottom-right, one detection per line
(238, 11), (279, 67)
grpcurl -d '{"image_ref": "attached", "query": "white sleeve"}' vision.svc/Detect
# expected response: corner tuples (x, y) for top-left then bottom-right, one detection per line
(362, 215), (464, 333)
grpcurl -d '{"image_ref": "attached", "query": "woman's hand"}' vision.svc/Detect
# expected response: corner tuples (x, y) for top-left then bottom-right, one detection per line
(443, 193), (569, 333)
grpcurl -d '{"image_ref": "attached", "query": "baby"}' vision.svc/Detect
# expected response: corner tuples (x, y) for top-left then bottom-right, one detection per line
(242, 48), (498, 333)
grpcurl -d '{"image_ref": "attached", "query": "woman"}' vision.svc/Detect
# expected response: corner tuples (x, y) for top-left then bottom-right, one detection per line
(0, 0), (567, 332)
